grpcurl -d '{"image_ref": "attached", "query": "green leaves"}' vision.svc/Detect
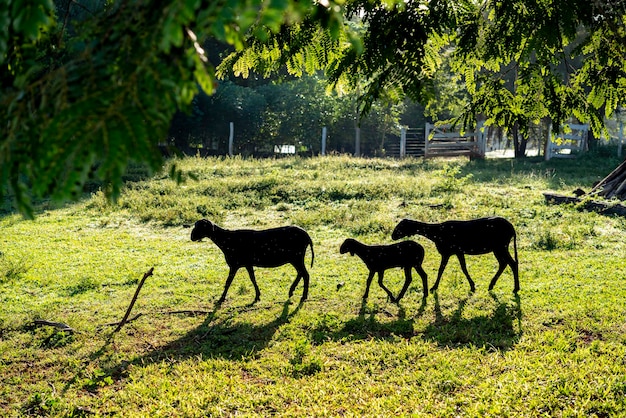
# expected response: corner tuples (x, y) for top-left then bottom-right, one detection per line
(1, 0), (317, 216)
(10, 0), (54, 40)
(450, 0), (626, 141)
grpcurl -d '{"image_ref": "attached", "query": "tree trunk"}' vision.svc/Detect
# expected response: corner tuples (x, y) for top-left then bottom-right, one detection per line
(512, 121), (528, 158)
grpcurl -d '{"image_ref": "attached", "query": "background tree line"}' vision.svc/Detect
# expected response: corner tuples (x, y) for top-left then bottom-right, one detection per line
(167, 54), (428, 157)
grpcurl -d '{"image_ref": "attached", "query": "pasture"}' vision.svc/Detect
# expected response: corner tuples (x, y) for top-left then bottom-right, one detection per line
(1, 154), (626, 416)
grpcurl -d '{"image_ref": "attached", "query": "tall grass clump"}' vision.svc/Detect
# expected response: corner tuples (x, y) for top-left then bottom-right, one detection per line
(0, 252), (32, 283)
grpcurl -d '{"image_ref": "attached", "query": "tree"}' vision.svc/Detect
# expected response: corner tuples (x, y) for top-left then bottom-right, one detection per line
(452, 1), (626, 157)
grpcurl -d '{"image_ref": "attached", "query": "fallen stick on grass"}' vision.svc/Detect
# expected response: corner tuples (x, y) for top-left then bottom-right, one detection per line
(112, 267), (154, 333)
(102, 313), (143, 328)
(33, 320), (74, 334)
(161, 309), (212, 316)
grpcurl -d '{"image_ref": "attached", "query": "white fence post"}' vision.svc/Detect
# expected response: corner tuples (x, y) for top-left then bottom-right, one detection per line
(228, 122), (234, 157)
(546, 123), (588, 160)
(424, 122), (432, 158)
(545, 123), (553, 161)
(321, 127), (327, 156)
(476, 120), (486, 157)
(355, 127), (361, 156)
(400, 126), (407, 158)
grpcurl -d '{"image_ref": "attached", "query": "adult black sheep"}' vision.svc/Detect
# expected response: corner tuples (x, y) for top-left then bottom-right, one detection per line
(392, 217), (519, 293)
(191, 219), (314, 304)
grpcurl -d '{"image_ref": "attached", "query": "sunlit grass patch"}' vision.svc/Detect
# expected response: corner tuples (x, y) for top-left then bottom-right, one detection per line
(1, 154), (626, 416)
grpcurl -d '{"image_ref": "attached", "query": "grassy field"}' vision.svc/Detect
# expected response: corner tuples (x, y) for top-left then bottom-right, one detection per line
(1, 153), (626, 417)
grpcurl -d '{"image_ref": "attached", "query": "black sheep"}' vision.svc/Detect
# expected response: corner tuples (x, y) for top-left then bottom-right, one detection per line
(191, 219), (314, 304)
(340, 238), (428, 302)
(392, 217), (519, 293)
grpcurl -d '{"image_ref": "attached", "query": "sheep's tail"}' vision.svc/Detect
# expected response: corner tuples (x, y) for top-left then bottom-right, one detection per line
(513, 230), (518, 265)
(309, 237), (315, 268)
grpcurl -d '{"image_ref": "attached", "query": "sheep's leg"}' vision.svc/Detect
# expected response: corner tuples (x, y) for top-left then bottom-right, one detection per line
(488, 250), (519, 293)
(456, 253), (476, 292)
(218, 267), (240, 304)
(289, 261), (309, 302)
(300, 269), (310, 302)
(430, 254), (451, 292)
(245, 266), (261, 303)
(395, 266), (414, 303)
(377, 271), (395, 302)
(512, 257), (520, 293)
(288, 275), (301, 298)
(362, 271), (375, 300)
(415, 264), (428, 298)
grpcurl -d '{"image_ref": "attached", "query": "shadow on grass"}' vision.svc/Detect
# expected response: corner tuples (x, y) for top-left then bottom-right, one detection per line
(144, 299), (304, 362)
(78, 292), (522, 394)
(423, 292), (522, 350)
(309, 298), (427, 343)
(309, 293), (522, 351)
(67, 299), (304, 395)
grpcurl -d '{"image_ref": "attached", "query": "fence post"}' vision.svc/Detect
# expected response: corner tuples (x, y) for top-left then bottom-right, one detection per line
(545, 123), (553, 161)
(476, 120), (486, 157)
(400, 126), (407, 158)
(424, 122), (432, 158)
(228, 122), (234, 157)
(321, 127), (327, 156)
(355, 127), (361, 156)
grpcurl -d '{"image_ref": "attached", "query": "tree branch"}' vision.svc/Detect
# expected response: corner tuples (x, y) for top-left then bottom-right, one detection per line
(33, 320), (74, 334)
(112, 267), (154, 333)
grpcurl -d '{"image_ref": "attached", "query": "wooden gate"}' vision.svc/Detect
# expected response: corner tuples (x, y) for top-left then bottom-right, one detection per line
(424, 122), (486, 158)
(545, 123), (589, 161)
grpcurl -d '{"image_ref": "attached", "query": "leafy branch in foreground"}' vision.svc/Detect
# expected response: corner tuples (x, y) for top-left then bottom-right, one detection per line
(1, 0), (323, 216)
(219, 0), (463, 116)
(222, 0), (625, 156)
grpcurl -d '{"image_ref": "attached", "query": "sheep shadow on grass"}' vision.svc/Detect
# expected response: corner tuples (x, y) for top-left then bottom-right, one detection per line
(142, 300), (303, 362)
(422, 292), (522, 350)
(309, 293), (522, 351)
(81, 293), (521, 394)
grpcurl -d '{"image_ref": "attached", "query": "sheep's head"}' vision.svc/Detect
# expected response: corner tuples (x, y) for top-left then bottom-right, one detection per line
(191, 219), (215, 241)
(339, 238), (355, 255)
(391, 219), (411, 240)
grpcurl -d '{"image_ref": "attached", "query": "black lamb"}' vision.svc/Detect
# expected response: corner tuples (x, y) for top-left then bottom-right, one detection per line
(392, 217), (519, 293)
(340, 238), (428, 302)
(191, 219), (314, 304)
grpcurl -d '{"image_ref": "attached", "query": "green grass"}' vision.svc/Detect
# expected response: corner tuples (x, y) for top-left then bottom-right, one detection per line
(2, 154), (626, 417)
